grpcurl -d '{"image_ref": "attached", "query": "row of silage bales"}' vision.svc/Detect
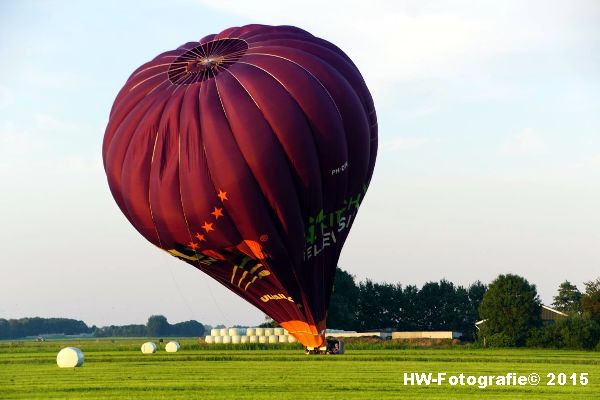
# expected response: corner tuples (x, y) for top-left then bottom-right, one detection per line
(56, 339), (181, 368)
(204, 326), (296, 344)
(141, 341), (180, 353)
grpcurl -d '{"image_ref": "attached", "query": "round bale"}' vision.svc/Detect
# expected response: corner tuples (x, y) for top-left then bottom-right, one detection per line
(222, 335), (232, 344)
(278, 335), (288, 343)
(205, 336), (214, 344)
(141, 342), (157, 354)
(255, 327), (264, 336)
(249, 335), (259, 343)
(214, 336), (223, 344)
(219, 328), (228, 336)
(268, 335), (279, 344)
(165, 341), (180, 352)
(228, 328), (239, 336)
(240, 336), (249, 344)
(231, 335), (241, 344)
(56, 347), (84, 368)
(274, 328), (284, 335)
(246, 327), (256, 336)
(258, 335), (267, 343)
(287, 335), (297, 343)
(210, 328), (220, 336)
(264, 328), (273, 336)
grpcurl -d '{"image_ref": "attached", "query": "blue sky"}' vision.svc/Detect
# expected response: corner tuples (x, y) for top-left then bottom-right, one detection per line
(1, 0), (599, 327)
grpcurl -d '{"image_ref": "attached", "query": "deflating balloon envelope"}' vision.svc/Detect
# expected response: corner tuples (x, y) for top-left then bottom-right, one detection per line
(103, 24), (377, 347)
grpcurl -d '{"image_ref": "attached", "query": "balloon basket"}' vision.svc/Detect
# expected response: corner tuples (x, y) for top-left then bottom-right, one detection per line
(304, 338), (344, 355)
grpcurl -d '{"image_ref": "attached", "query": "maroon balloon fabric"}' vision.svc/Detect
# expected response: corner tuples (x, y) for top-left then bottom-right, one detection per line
(103, 24), (377, 347)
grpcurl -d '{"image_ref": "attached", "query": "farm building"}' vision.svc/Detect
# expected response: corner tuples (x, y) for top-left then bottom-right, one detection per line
(475, 304), (567, 331)
(540, 304), (568, 322)
(326, 330), (391, 339)
(391, 331), (462, 340)
(326, 330), (462, 340)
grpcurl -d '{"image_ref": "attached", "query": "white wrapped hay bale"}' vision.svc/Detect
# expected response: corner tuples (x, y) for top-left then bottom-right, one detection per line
(287, 335), (297, 343)
(141, 342), (157, 354)
(205, 336), (214, 344)
(255, 327), (264, 336)
(268, 335), (279, 344)
(249, 335), (259, 343)
(228, 328), (239, 336)
(210, 328), (220, 336)
(258, 335), (267, 343)
(240, 336), (249, 343)
(264, 328), (273, 336)
(274, 328), (284, 335)
(56, 347), (84, 368)
(214, 336), (223, 343)
(165, 341), (180, 352)
(222, 335), (232, 344)
(278, 335), (288, 343)
(246, 327), (256, 336)
(231, 335), (241, 344)
(219, 328), (228, 336)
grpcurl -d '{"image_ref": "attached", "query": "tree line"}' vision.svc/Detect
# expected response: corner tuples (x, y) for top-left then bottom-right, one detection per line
(0, 315), (204, 340)
(94, 315), (205, 337)
(327, 268), (600, 349)
(478, 274), (600, 349)
(327, 268), (486, 339)
(0, 317), (92, 340)
(4, 270), (599, 349)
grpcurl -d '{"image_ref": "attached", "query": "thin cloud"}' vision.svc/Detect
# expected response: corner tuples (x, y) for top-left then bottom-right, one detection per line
(576, 153), (600, 169)
(0, 122), (44, 157)
(195, 0), (594, 100)
(34, 113), (68, 131)
(0, 85), (12, 108)
(382, 135), (439, 152)
(503, 128), (546, 155)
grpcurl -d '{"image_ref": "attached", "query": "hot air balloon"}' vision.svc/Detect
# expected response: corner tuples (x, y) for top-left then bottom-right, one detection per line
(103, 24), (377, 348)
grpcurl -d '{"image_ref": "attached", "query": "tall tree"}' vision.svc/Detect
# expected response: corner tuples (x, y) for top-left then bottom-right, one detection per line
(419, 281), (452, 330)
(464, 281), (487, 339)
(327, 267), (360, 330)
(581, 278), (600, 320)
(401, 284), (421, 330)
(146, 315), (169, 336)
(479, 274), (542, 346)
(467, 281), (487, 319)
(356, 280), (382, 331)
(552, 281), (582, 313)
(452, 285), (473, 333)
(171, 320), (205, 336)
(376, 282), (400, 329)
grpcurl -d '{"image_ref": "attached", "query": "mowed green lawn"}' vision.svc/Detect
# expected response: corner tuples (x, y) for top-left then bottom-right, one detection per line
(1, 339), (598, 399)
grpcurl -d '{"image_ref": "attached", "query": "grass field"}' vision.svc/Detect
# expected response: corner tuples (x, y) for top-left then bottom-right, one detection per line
(1, 339), (598, 399)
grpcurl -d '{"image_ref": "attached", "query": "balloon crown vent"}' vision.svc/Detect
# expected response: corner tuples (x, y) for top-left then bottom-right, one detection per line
(168, 38), (248, 84)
